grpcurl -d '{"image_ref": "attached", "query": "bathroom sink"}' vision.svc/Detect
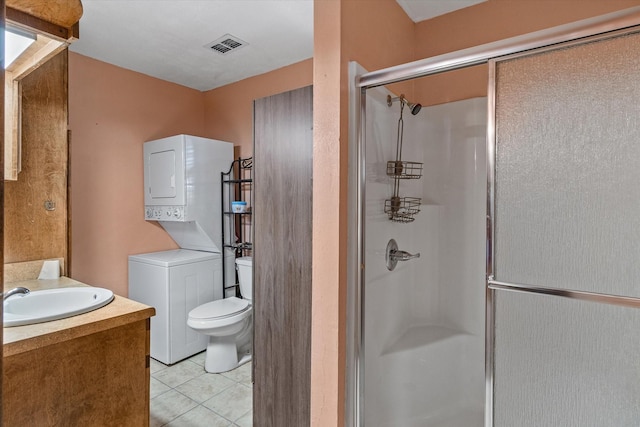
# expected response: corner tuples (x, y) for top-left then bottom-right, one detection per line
(4, 287), (115, 327)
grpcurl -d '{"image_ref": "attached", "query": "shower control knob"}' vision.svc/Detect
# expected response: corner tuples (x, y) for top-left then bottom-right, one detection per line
(385, 238), (420, 271)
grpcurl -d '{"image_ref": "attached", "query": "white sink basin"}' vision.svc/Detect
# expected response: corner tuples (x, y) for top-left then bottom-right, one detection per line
(4, 287), (114, 327)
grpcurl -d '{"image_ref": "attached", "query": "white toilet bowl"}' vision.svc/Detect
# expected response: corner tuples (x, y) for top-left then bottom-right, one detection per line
(187, 256), (253, 373)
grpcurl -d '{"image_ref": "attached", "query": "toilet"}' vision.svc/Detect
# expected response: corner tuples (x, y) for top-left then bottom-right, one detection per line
(187, 256), (253, 373)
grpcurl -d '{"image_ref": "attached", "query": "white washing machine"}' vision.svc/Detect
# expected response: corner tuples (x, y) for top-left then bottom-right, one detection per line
(128, 249), (222, 365)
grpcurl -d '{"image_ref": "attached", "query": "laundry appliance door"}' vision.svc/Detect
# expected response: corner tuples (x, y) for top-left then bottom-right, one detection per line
(144, 135), (186, 210)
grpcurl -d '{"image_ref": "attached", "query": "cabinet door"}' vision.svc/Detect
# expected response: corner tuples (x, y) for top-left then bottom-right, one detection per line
(253, 85), (313, 426)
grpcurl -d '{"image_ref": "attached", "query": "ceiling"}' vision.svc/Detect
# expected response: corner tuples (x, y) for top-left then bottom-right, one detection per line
(396, 0), (486, 23)
(69, 0), (486, 92)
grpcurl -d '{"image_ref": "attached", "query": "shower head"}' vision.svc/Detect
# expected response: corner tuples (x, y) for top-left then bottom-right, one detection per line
(406, 100), (422, 115)
(386, 94), (422, 115)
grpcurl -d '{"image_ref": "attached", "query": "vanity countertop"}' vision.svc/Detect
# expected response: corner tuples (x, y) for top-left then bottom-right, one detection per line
(3, 277), (155, 357)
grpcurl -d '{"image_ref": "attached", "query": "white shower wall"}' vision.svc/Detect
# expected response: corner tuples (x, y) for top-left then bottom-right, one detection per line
(364, 91), (486, 426)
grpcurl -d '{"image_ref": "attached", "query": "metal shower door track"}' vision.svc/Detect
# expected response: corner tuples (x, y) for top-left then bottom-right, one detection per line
(356, 6), (640, 89)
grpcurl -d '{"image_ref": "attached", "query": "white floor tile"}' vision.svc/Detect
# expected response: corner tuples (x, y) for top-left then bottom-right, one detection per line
(188, 351), (206, 367)
(153, 360), (205, 388)
(150, 355), (253, 427)
(150, 389), (198, 427)
(203, 383), (252, 422)
(165, 405), (233, 427)
(220, 362), (252, 385)
(234, 410), (253, 427)
(150, 358), (168, 374)
(150, 377), (171, 399)
(175, 372), (236, 403)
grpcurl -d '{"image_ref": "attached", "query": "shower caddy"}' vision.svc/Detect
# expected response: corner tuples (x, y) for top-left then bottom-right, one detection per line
(221, 156), (253, 296)
(384, 94), (423, 223)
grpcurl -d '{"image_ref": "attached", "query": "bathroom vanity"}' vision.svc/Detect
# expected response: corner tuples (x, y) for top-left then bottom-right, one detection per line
(3, 277), (155, 426)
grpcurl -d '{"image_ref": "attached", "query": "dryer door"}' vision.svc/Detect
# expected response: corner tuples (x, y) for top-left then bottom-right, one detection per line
(149, 149), (176, 199)
(144, 135), (186, 206)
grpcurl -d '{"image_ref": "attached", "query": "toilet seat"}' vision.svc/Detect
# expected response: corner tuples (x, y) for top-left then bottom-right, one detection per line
(189, 296), (250, 321)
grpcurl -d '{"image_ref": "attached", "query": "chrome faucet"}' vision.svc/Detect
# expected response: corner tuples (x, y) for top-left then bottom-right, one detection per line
(385, 239), (421, 271)
(390, 250), (420, 262)
(4, 287), (30, 300)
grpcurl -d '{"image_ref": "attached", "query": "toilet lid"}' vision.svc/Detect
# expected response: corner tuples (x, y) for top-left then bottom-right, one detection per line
(190, 297), (250, 320)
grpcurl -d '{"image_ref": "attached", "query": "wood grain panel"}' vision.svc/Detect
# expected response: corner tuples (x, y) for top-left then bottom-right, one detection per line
(1, 0), (6, 418)
(7, 0), (82, 28)
(253, 86), (313, 426)
(4, 50), (68, 264)
(3, 319), (150, 426)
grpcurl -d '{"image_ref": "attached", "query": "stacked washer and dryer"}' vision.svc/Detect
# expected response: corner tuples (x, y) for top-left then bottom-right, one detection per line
(128, 134), (253, 373)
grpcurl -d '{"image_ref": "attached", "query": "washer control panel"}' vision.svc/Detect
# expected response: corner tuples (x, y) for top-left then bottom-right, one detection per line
(145, 205), (185, 221)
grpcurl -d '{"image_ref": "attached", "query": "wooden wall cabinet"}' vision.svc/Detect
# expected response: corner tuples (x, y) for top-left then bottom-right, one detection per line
(3, 1), (81, 265)
(4, 32), (68, 180)
(4, 1), (81, 180)
(253, 85), (313, 425)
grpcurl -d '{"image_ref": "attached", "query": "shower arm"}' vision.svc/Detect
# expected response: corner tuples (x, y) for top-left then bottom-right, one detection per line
(387, 94), (422, 116)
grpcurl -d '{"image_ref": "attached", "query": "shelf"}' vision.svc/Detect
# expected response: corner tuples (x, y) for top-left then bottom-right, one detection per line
(221, 156), (253, 297)
(224, 242), (252, 250)
(223, 178), (253, 184)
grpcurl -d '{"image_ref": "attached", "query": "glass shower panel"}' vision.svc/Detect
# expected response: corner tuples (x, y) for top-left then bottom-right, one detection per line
(494, 31), (640, 298)
(493, 29), (640, 426)
(493, 290), (640, 426)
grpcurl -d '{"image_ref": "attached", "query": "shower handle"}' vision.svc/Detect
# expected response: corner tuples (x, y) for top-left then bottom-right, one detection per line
(391, 250), (420, 262)
(385, 239), (420, 271)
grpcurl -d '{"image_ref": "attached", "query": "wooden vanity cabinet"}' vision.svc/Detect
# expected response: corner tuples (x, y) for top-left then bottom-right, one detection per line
(3, 319), (151, 426)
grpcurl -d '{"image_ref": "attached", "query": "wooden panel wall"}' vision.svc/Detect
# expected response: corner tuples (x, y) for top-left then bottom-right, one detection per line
(4, 50), (68, 264)
(253, 85), (313, 426)
(1, 0), (6, 416)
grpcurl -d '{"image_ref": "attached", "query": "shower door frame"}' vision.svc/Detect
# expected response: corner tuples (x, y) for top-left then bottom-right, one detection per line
(350, 7), (640, 427)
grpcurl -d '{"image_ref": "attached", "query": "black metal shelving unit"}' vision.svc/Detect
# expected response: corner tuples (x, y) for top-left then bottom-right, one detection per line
(221, 157), (253, 297)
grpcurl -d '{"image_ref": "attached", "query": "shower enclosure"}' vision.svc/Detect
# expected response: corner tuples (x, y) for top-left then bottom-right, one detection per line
(360, 86), (486, 426)
(349, 7), (640, 427)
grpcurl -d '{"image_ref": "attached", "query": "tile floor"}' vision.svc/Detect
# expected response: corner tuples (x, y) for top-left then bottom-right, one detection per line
(150, 352), (253, 427)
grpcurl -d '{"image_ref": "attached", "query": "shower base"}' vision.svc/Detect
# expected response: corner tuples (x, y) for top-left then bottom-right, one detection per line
(408, 405), (484, 427)
(366, 326), (484, 427)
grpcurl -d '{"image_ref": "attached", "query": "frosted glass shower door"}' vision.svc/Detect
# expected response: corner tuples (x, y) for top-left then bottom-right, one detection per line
(490, 29), (640, 426)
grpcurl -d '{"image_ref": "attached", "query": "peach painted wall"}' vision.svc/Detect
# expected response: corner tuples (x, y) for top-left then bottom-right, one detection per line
(68, 52), (204, 296)
(311, 1), (342, 426)
(68, 53), (313, 298)
(312, 1), (640, 426)
(415, 0), (640, 57)
(312, 0), (416, 426)
(203, 59), (313, 157)
(413, 0), (640, 106)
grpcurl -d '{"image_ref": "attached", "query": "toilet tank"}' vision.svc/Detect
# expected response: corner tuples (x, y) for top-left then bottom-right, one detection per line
(235, 256), (252, 301)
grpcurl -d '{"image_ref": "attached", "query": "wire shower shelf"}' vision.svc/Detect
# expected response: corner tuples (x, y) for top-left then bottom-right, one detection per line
(384, 196), (421, 223)
(385, 94), (423, 223)
(386, 160), (423, 179)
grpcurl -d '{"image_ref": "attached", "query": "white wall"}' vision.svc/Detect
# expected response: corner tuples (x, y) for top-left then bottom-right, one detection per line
(363, 91), (486, 426)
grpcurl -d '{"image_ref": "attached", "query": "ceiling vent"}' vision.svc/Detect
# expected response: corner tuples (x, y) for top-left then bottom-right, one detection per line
(206, 34), (248, 55)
